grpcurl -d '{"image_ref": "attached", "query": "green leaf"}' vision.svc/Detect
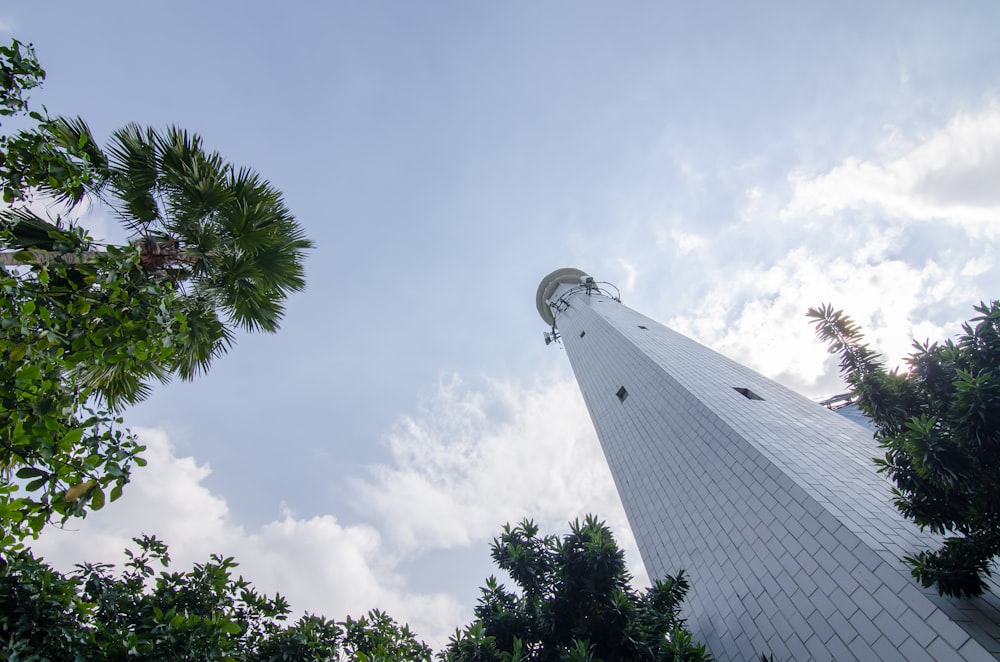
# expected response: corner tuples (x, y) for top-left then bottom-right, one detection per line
(220, 620), (242, 635)
(89, 487), (105, 510)
(59, 427), (85, 449)
(16, 364), (41, 382)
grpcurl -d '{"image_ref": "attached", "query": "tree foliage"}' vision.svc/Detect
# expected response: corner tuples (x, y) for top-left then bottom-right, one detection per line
(0, 225), (197, 544)
(340, 609), (434, 662)
(0, 536), (431, 661)
(0, 40), (96, 207)
(0, 38), (439, 662)
(809, 301), (1000, 597)
(0, 38), (312, 547)
(443, 516), (710, 662)
(0, 40), (43, 119)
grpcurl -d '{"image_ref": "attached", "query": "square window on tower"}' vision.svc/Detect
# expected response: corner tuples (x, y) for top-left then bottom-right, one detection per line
(733, 387), (764, 401)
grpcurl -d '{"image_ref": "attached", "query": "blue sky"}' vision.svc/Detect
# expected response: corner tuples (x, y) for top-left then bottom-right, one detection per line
(6, 1), (1000, 648)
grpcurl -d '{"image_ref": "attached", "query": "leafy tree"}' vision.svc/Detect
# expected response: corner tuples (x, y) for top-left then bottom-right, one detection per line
(0, 40), (434, 661)
(0, 40), (43, 119)
(809, 301), (1000, 597)
(0, 38), (312, 547)
(0, 40), (96, 207)
(340, 609), (434, 662)
(2, 117), (313, 407)
(0, 537), (432, 661)
(443, 516), (711, 662)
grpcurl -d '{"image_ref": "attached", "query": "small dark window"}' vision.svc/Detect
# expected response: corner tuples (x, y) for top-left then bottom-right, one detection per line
(734, 387), (764, 401)
(579, 331), (586, 338)
(638, 325), (648, 330)
(616, 386), (629, 402)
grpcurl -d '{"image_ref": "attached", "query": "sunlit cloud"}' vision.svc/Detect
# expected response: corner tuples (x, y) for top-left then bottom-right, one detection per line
(28, 389), (647, 652)
(354, 374), (645, 585)
(619, 259), (638, 293)
(30, 428), (465, 650)
(566, 105), (1000, 409)
(668, 227), (706, 255)
(781, 105), (1000, 236)
(666, 245), (965, 399)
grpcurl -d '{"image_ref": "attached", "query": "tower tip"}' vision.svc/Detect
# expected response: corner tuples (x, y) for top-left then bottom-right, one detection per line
(536, 267), (591, 326)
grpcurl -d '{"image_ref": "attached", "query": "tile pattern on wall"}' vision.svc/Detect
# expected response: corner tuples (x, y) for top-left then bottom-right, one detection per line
(548, 285), (1000, 660)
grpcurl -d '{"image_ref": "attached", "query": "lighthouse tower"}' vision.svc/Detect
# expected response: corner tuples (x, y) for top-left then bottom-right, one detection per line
(537, 267), (1000, 660)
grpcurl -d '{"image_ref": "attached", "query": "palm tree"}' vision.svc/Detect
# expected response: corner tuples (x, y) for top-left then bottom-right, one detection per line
(1, 118), (313, 407)
(1, 41), (313, 540)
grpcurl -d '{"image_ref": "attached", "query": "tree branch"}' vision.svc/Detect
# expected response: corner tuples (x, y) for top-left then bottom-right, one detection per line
(0, 249), (103, 266)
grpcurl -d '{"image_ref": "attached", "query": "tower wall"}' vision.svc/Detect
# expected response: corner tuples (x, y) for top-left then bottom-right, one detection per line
(544, 279), (1000, 660)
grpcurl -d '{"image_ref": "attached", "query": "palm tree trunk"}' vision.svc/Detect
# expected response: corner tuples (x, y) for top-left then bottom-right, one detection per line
(0, 250), (103, 266)
(0, 239), (191, 270)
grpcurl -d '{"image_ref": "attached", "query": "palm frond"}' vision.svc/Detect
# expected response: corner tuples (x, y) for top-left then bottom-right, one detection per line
(48, 116), (109, 179)
(0, 206), (62, 249)
(155, 127), (233, 235)
(105, 123), (161, 233)
(72, 349), (171, 412)
(169, 295), (234, 380)
(98, 123), (311, 368)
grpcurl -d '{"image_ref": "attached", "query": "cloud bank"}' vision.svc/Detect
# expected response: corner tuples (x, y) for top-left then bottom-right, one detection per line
(30, 374), (637, 650)
(583, 106), (1000, 402)
(30, 427), (467, 649)
(783, 106), (1000, 235)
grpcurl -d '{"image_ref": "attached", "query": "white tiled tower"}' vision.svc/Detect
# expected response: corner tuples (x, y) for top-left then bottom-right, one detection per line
(537, 267), (1000, 660)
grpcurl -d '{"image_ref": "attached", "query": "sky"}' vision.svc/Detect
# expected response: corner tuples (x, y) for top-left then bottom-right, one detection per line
(5, 1), (1000, 650)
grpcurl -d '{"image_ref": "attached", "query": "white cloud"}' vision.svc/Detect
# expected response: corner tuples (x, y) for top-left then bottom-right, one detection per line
(961, 254), (993, 277)
(29, 428), (465, 650)
(782, 106), (1000, 236)
(74, 202), (117, 244)
(667, 227), (705, 255)
(28, 377), (646, 652)
(620, 106), (1000, 401)
(666, 245), (966, 398)
(0, 18), (13, 34)
(740, 187), (764, 223)
(619, 259), (638, 293)
(354, 374), (645, 585)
